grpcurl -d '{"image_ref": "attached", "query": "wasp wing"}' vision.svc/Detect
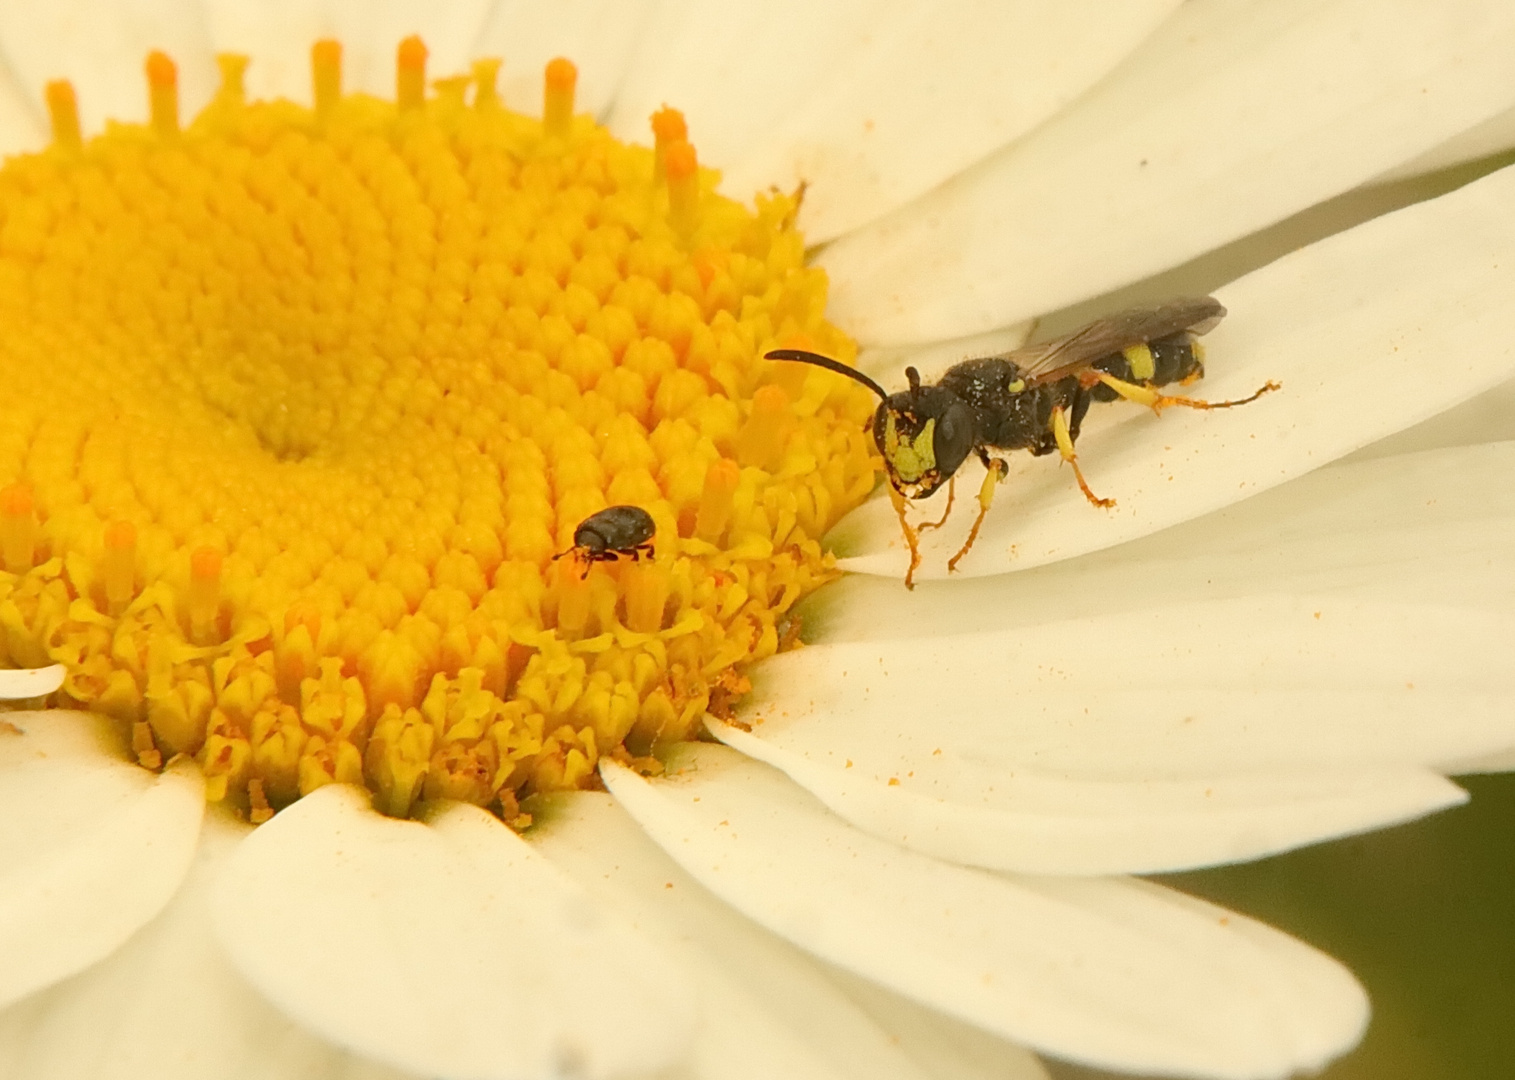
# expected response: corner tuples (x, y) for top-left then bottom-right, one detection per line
(1000, 297), (1226, 387)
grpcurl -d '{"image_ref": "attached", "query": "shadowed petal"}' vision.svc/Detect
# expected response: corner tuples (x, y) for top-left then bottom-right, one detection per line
(822, 0), (1515, 343)
(833, 161), (1515, 578)
(602, 745), (1367, 1080)
(211, 785), (696, 1080)
(0, 711), (203, 1010)
(611, 0), (1178, 241)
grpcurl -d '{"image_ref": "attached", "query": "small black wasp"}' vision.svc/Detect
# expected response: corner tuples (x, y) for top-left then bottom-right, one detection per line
(553, 505), (656, 578)
(767, 296), (1277, 587)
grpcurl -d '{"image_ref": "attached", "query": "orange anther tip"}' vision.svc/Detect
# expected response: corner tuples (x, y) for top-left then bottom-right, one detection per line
(651, 106), (687, 143)
(0, 483), (32, 516)
(146, 51), (177, 87)
(707, 458), (741, 487)
(545, 57), (577, 89)
(398, 35), (428, 68)
(45, 80), (76, 111)
(313, 39), (341, 61)
(753, 384), (789, 411)
(105, 520), (137, 549)
(665, 140), (697, 180)
(190, 546), (223, 580)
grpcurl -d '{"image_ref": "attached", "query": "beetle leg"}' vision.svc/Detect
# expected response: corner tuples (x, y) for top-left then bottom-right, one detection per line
(916, 475), (956, 534)
(1052, 405), (1115, 509)
(1094, 371), (1280, 414)
(947, 456), (1009, 573)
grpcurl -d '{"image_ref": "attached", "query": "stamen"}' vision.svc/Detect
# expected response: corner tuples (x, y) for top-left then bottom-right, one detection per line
(624, 560), (670, 633)
(665, 140), (700, 234)
(145, 50), (178, 136)
(396, 35), (427, 110)
(472, 58), (502, 109)
(215, 53), (248, 106)
(101, 520), (137, 612)
(543, 57), (577, 136)
(187, 546), (223, 644)
(0, 483), (36, 574)
(553, 555), (593, 637)
(735, 385), (792, 470)
(695, 459), (741, 544)
(44, 80), (80, 150)
(312, 39), (342, 116)
(651, 106), (688, 182)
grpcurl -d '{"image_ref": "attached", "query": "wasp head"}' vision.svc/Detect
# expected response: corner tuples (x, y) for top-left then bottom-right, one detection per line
(759, 350), (977, 501)
(874, 369), (976, 499)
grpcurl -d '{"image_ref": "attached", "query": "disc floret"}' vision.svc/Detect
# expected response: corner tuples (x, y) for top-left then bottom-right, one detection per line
(0, 39), (877, 823)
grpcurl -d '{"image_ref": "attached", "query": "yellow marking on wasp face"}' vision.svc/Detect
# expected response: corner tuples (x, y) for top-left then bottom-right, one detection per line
(883, 412), (937, 483)
(1005, 378), (1026, 393)
(1122, 342), (1156, 382)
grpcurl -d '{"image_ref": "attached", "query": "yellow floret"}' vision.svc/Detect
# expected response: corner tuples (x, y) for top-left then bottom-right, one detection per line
(0, 39), (877, 821)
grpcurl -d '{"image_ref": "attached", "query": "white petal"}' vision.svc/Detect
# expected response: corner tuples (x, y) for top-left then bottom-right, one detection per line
(602, 746), (1368, 1080)
(821, 0), (1515, 344)
(204, 0), (496, 103)
(743, 595), (1515, 774)
(0, 666), (64, 700)
(710, 714), (1466, 876)
(0, 711), (204, 1010)
(477, 0), (657, 121)
(212, 785), (696, 1080)
(0, 813), (419, 1080)
(529, 790), (937, 1080)
(821, 440), (1515, 639)
(606, 0), (882, 163)
(857, 320), (1032, 385)
(832, 162), (1515, 579)
(612, 1), (1177, 235)
(0, 0), (218, 136)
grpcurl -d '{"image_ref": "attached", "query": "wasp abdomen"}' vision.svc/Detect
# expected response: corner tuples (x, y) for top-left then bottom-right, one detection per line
(1089, 332), (1203, 402)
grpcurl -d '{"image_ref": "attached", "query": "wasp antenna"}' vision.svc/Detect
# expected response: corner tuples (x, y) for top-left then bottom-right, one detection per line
(905, 366), (922, 397)
(764, 348), (889, 403)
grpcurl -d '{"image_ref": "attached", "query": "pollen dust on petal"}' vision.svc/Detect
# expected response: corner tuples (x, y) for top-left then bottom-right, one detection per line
(0, 38), (878, 824)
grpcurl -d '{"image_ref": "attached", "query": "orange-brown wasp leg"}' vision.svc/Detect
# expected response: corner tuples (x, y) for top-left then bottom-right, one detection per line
(1051, 405), (1115, 509)
(916, 475), (957, 535)
(1094, 371), (1281, 414)
(887, 483), (923, 590)
(947, 457), (1009, 573)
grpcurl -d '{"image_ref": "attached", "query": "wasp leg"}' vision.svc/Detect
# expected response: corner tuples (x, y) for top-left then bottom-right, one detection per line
(916, 475), (957, 534)
(629, 543), (656, 562)
(947, 456), (1009, 573)
(1094, 371), (1281, 414)
(886, 483), (923, 590)
(1052, 405), (1115, 509)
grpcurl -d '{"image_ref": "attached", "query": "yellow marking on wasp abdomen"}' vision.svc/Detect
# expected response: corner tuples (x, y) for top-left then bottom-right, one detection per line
(1122, 342), (1156, 382)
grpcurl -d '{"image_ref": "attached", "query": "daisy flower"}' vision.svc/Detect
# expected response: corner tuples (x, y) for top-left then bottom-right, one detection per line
(2, 3), (1514, 1080)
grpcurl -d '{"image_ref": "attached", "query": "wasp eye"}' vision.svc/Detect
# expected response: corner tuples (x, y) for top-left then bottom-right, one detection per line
(931, 399), (976, 480)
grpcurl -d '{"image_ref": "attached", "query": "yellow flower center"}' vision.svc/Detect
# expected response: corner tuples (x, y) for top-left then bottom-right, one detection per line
(0, 39), (876, 824)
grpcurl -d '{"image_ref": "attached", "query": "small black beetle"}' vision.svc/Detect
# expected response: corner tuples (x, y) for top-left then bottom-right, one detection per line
(553, 505), (656, 578)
